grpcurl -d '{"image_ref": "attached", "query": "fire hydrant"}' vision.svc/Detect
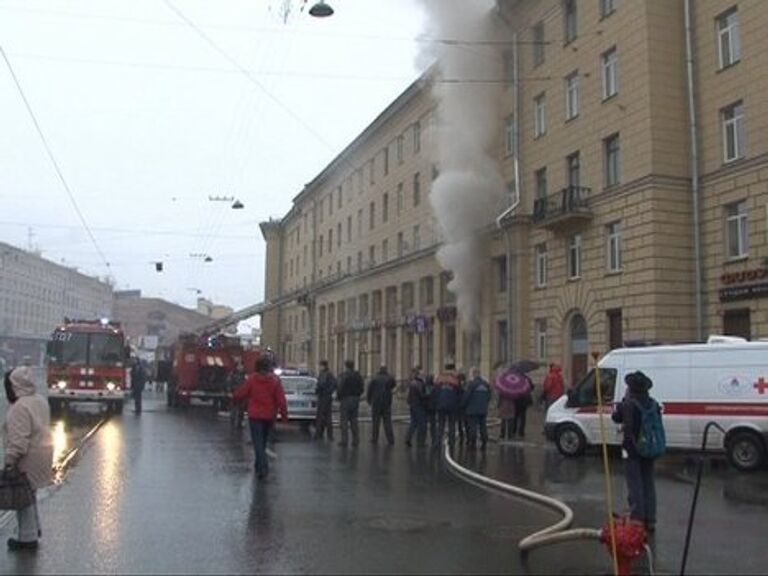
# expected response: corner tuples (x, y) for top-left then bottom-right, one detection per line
(599, 516), (648, 576)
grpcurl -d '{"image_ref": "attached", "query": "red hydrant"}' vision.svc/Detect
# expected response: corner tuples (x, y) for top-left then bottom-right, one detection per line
(599, 516), (648, 576)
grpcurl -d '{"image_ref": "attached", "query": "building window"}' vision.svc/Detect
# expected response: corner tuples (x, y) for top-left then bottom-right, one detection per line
(717, 8), (741, 69)
(534, 93), (547, 138)
(337, 223), (342, 248)
(357, 251), (363, 271)
(600, 0), (616, 18)
(568, 234), (582, 279)
(504, 115), (516, 157)
(357, 209), (363, 239)
(369, 245), (376, 267)
(413, 173), (421, 207)
(421, 276), (434, 306)
(413, 121), (421, 153)
(606, 220), (623, 272)
(412, 225), (421, 251)
(507, 180), (518, 206)
(602, 47), (618, 99)
(726, 200), (748, 259)
(397, 135), (404, 164)
(565, 71), (579, 120)
(397, 183), (404, 216)
(382, 239), (389, 262)
(607, 308), (623, 350)
(347, 256), (352, 273)
(496, 320), (508, 364)
(533, 21), (545, 67)
(722, 101), (745, 163)
(566, 151), (580, 187)
(383, 192), (389, 222)
(318, 235), (324, 258)
(328, 228), (333, 253)
(347, 216), (352, 242)
(535, 243), (548, 288)
(369, 160), (375, 185)
(604, 133), (621, 187)
(337, 186), (342, 209)
(535, 319), (548, 361)
(496, 256), (508, 293)
(535, 167), (548, 199)
(383, 147), (389, 175)
(369, 201), (376, 229)
(563, 0), (578, 44)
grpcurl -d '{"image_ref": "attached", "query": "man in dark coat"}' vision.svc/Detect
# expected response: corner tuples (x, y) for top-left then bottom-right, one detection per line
(315, 360), (337, 441)
(336, 360), (364, 447)
(130, 358), (148, 414)
(435, 363), (461, 450)
(462, 367), (491, 449)
(423, 373), (438, 447)
(367, 365), (396, 445)
(405, 366), (427, 447)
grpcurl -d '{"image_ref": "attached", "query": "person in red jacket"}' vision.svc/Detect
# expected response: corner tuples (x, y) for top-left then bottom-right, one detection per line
(233, 356), (288, 479)
(540, 364), (565, 409)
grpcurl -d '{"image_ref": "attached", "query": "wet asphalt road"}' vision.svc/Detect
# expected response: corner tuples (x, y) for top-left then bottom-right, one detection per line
(2, 393), (767, 574)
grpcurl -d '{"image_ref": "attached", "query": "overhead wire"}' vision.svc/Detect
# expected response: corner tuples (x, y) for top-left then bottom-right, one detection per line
(0, 46), (112, 277)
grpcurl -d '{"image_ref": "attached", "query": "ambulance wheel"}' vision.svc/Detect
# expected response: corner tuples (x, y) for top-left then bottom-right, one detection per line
(555, 424), (586, 457)
(726, 430), (766, 472)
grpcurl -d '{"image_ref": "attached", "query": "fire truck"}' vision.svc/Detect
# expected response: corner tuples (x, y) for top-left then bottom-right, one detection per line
(46, 318), (128, 413)
(166, 332), (266, 409)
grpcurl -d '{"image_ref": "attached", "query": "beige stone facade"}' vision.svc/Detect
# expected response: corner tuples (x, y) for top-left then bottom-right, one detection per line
(261, 0), (768, 386)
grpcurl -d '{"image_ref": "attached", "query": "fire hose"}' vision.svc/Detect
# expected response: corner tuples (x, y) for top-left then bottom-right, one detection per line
(442, 356), (655, 575)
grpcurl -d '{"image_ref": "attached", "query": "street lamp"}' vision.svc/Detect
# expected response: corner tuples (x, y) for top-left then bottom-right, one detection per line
(309, 1), (333, 17)
(231, 199), (245, 209)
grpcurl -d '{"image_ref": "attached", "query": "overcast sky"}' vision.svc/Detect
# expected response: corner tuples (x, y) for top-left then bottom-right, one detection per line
(0, 0), (426, 316)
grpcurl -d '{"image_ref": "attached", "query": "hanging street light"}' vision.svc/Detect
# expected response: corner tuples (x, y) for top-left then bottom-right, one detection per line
(231, 199), (245, 209)
(309, 1), (334, 17)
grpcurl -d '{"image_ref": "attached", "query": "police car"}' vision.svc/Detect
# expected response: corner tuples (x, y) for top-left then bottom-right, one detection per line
(275, 368), (317, 423)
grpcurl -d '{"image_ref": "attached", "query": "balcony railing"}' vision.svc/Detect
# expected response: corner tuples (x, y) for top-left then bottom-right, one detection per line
(532, 186), (593, 231)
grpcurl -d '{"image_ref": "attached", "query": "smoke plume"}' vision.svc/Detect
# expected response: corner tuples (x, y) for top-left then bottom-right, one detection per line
(417, 0), (506, 332)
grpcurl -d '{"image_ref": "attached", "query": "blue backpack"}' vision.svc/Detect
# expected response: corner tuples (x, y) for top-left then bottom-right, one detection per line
(633, 399), (666, 459)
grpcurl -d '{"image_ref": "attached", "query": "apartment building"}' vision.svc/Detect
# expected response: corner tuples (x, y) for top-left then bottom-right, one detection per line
(496, 0), (768, 385)
(261, 77), (454, 381)
(0, 241), (114, 366)
(262, 0), (768, 385)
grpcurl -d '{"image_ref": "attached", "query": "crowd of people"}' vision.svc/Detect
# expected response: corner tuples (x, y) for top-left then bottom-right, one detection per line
(307, 360), (569, 451)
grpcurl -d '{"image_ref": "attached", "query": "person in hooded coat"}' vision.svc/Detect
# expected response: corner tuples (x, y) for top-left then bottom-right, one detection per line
(3, 366), (53, 551)
(612, 370), (660, 532)
(540, 364), (565, 409)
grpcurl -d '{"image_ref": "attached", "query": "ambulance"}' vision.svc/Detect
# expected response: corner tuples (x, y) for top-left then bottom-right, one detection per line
(544, 336), (768, 471)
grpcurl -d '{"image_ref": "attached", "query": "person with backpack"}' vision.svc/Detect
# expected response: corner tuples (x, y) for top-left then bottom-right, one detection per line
(612, 370), (665, 532)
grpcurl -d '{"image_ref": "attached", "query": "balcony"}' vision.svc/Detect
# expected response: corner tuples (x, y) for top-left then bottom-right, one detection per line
(532, 186), (593, 232)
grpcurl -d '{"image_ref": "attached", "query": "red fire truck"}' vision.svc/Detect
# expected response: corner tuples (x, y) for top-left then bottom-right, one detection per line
(46, 318), (128, 413)
(166, 332), (266, 410)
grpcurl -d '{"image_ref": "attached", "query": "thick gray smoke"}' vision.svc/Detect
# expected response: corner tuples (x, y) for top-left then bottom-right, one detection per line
(417, 0), (506, 332)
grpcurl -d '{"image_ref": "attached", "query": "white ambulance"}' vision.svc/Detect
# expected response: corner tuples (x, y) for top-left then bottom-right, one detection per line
(544, 336), (768, 471)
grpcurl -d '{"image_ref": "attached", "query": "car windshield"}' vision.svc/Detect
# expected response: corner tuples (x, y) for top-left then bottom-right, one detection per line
(281, 377), (316, 394)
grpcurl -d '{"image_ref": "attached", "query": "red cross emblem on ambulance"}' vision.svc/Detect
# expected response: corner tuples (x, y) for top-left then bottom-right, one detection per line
(754, 377), (768, 395)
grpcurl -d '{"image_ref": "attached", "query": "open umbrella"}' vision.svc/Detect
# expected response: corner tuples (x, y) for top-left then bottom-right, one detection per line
(507, 359), (540, 373)
(494, 367), (533, 400)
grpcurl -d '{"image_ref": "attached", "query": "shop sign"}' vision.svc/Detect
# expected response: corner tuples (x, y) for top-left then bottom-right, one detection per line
(721, 268), (768, 285)
(719, 282), (768, 302)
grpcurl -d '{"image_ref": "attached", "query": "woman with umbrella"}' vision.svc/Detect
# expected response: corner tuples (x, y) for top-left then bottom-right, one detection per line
(494, 360), (537, 440)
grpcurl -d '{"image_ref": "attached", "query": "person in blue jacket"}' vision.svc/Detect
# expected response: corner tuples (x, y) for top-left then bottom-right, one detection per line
(462, 366), (491, 450)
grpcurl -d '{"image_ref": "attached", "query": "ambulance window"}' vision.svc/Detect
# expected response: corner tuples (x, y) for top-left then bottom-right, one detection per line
(571, 368), (617, 406)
